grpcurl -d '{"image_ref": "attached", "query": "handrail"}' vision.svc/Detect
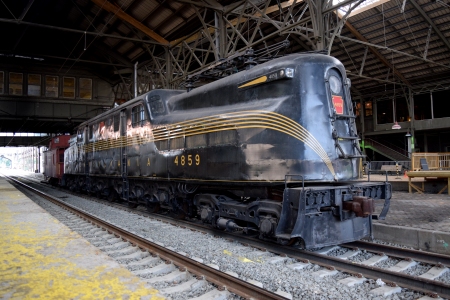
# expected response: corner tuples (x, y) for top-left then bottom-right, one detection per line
(367, 161), (411, 170)
(364, 138), (409, 160)
(365, 138), (408, 157)
(412, 153), (450, 171)
(378, 140), (409, 157)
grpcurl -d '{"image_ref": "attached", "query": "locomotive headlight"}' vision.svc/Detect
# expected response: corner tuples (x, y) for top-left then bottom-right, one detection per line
(285, 68), (294, 78)
(329, 75), (342, 94)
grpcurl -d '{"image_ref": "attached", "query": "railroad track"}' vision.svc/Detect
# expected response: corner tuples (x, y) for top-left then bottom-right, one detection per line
(4, 174), (287, 300)
(7, 172), (450, 299)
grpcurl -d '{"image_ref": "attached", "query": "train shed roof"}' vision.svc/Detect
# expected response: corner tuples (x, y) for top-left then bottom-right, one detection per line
(0, 0), (449, 145)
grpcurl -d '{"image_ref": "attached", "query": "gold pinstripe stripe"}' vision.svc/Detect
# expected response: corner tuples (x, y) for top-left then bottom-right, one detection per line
(238, 76), (268, 88)
(82, 111), (336, 177)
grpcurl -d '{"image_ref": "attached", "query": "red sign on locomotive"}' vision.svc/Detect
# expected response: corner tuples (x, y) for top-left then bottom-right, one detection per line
(332, 95), (344, 114)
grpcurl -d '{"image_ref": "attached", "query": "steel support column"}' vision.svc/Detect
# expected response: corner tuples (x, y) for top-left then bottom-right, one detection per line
(166, 48), (172, 88)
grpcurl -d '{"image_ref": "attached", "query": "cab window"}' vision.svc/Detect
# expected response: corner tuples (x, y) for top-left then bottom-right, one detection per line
(89, 124), (95, 140)
(98, 121), (105, 139)
(149, 95), (165, 117)
(131, 104), (147, 127)
(77, 128), (84, 142)
(113, 114), (120, 132)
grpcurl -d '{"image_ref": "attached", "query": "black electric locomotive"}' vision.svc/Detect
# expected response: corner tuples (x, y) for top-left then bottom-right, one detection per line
(62, 53), (390, 248)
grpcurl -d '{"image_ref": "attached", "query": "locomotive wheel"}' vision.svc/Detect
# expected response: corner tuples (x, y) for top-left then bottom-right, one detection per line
(145, 195), (160, 213)
(146, 202), (160, 213)
(107, 189), (118, 202)
(127, 201), (138, 209)
(172, 198), (188, 220)
(277, 237), (298, 246)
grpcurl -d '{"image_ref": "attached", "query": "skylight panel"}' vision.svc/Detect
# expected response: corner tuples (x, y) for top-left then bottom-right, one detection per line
(335, 0), (391, 18)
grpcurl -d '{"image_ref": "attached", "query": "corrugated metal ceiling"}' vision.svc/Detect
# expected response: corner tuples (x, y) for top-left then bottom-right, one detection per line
(0, 0), (449, 98)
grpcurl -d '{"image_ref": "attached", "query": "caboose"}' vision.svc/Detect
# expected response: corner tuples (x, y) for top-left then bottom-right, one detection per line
(43, 135), (71, 185)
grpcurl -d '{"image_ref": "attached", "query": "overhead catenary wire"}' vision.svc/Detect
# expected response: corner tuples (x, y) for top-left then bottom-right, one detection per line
(0, 0), (17, 19)
(393, 0), (423, 56)
(339, 38), (359, 73)
(381, 3), (386, 49)
(6, 118), (29, 147)
(59, 0), (130, 75)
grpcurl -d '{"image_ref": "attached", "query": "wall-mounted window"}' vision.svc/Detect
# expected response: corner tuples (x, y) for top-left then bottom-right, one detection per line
(45, 75), (59, 97)
(28, 74), (41, 96)
(63, 77), (75, 98)
(131, 104), (147, 127)
(354, 102), (361, 117)
(414, 93), (432, 120)
(431, 90), (450, 119)
(9, 72), (23, 95)
(395, 97), (409, 122)
(79, 78), (92, 99)
(0, 71), (4, 94)
(364, 101), (373, 117)
(376, 100), (393, 124)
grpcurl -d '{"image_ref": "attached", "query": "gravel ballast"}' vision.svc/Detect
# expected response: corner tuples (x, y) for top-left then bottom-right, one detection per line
(12, 175), (449, 300)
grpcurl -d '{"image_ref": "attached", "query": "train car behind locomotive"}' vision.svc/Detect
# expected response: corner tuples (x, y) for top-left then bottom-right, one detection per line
(43, 135), (71, 185)
(63, 53), (390, 248)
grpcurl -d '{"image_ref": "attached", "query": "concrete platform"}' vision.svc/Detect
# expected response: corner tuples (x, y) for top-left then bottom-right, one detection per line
(359, 173), (449, 194)
(361, 174), (450, 255)
(0, 175), (163, 299)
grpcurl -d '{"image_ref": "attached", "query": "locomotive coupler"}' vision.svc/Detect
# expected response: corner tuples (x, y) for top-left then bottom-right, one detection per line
(343, 195), (374, 218)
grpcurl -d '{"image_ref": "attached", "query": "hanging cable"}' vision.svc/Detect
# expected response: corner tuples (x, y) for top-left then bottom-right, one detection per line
(1, 0), (17, 20)
(394, 0), (422, 54)
(382, 3), (386, 48)
(339, 39), (358, 73)
(392, 50), (399, 128)
(59, 0), (129, 74)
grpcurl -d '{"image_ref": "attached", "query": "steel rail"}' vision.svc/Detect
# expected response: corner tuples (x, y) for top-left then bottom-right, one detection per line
(13, 174), (450, 298)
(279, 247), (450, 299)
(208, 233), (450, 298)
(5, 175), (287, 300)
(345, 241), (450, 267)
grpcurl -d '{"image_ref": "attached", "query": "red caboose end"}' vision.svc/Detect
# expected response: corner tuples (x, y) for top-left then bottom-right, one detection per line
(43, 135), (70, 185)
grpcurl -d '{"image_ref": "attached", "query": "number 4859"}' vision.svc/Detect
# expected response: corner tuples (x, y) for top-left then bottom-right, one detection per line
(174, 154), (200, 166)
